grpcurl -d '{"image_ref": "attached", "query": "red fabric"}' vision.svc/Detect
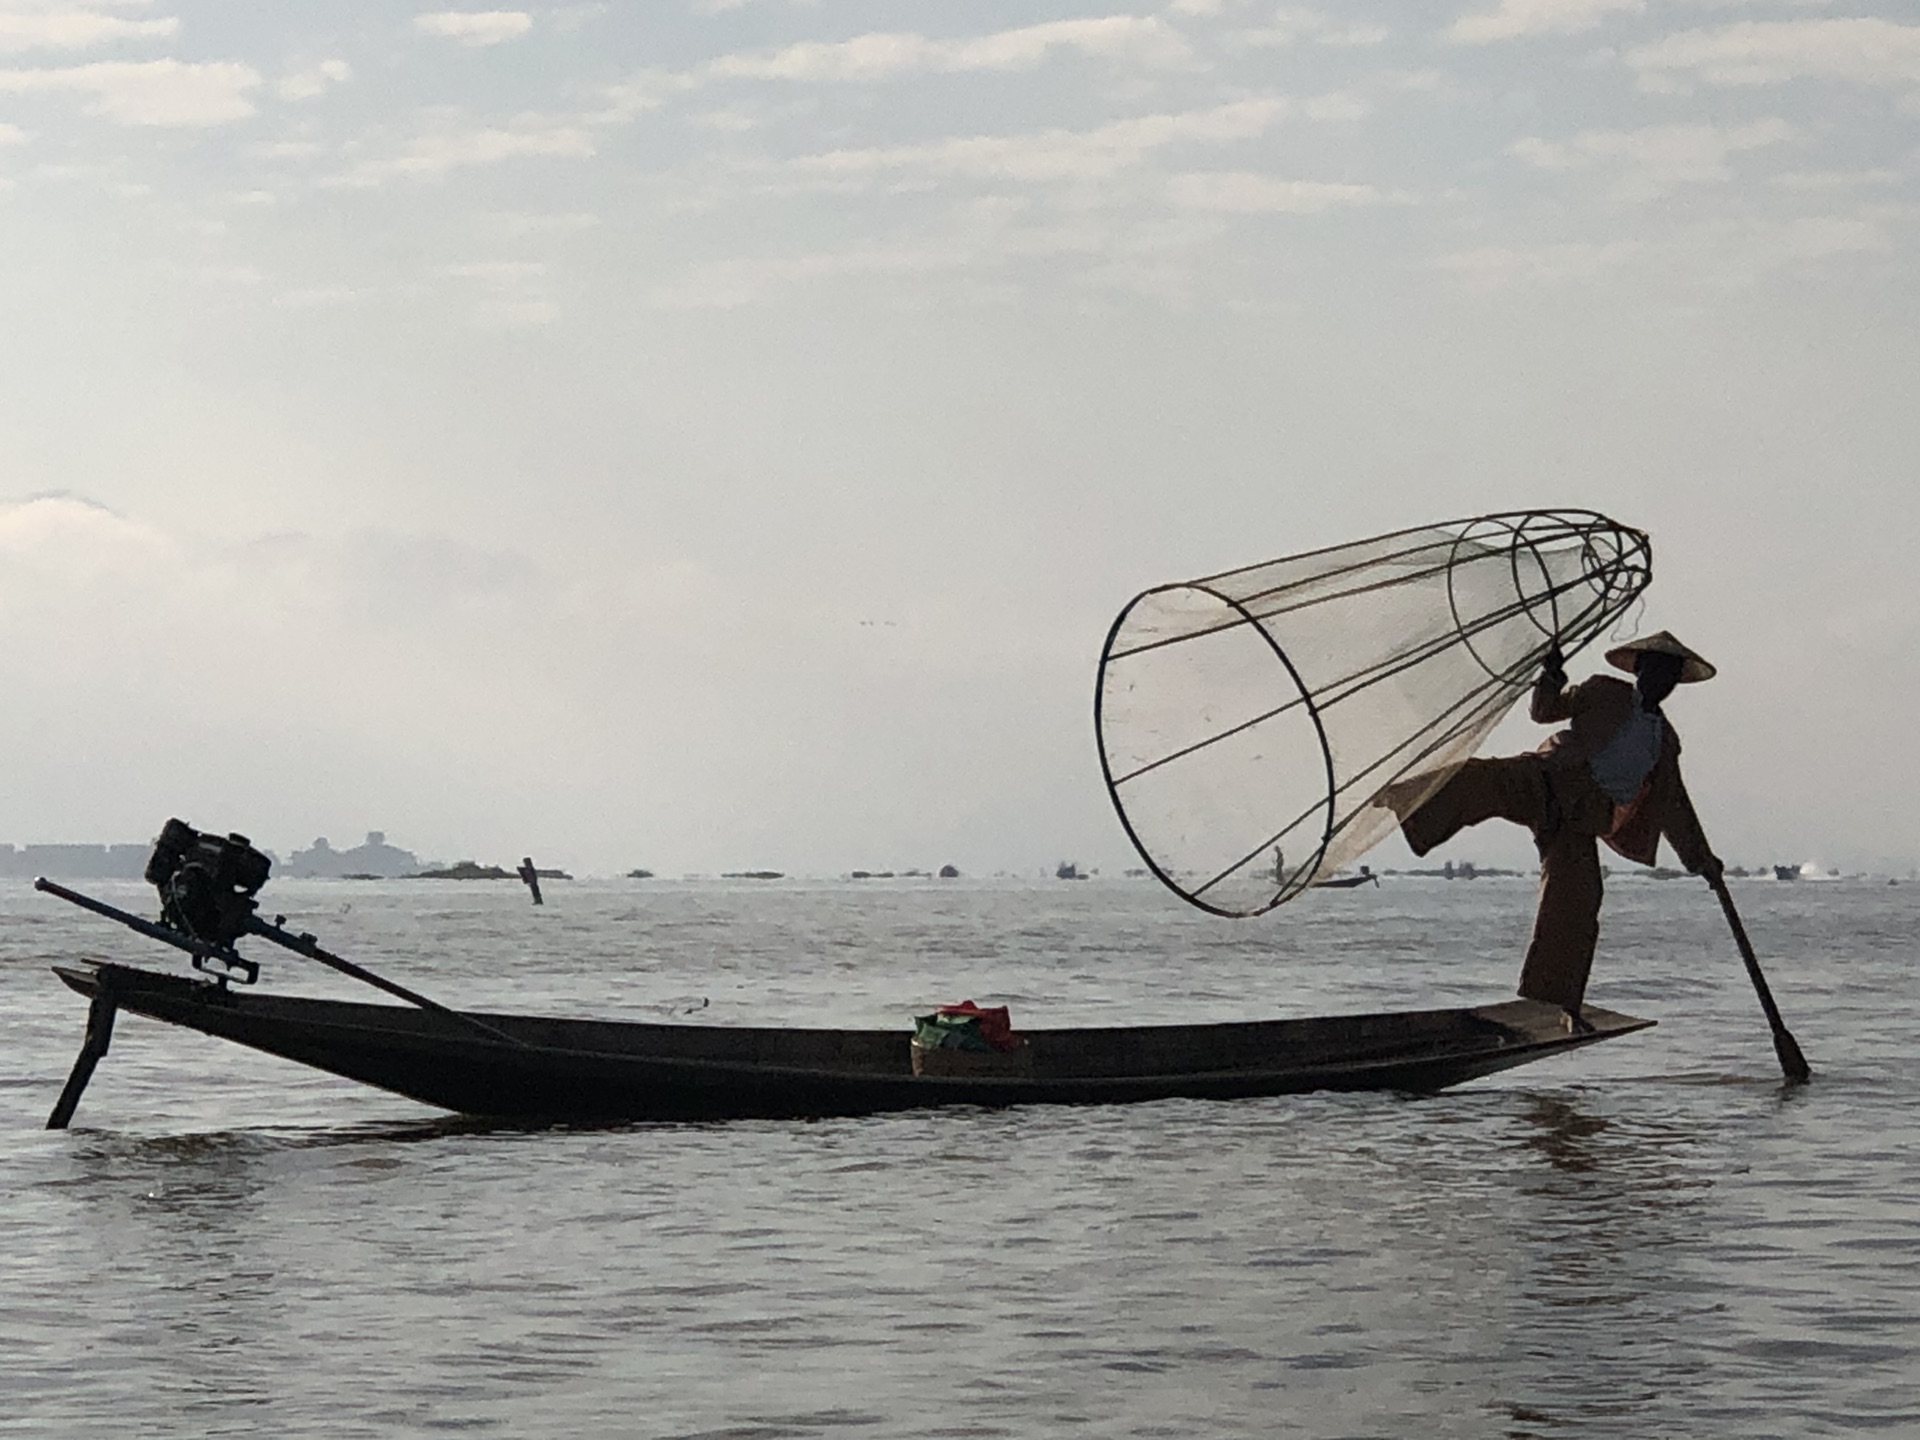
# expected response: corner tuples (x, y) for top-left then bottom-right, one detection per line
(936, 1000), (1019, 1052)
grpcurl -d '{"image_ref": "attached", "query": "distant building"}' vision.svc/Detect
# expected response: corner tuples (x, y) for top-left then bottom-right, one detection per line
(0, 842), (151, 880)
(284, 831), (421, 879)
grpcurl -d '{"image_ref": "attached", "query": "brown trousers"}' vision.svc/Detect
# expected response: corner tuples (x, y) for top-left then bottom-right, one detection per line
(1400, 756), (1614, 1012)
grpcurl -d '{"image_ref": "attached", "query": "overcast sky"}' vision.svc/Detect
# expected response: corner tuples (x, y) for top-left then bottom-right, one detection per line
(0, 0), (1914, 879)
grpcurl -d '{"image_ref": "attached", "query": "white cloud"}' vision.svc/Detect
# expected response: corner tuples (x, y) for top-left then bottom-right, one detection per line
(0, 492), (127, 546)
(1450, 0), (1644, 44)
(493, 209), (599, 236)
(791, 99), (1290, 185)
(1431, 239), (1641, 285)
(645, 155), (1370, 309)
(1431, 211), (1890, 289)
(949, 16), (1191, 71)
(1242, 9), (1390, 48)
(1769, 167), (1900, 192)
(705, 16), (1191, 84)
(472, 298), (558, 328)
(1510, 118), (1795, 201)
(441, 259), (546, 284)
(1301, 90), (1371, 121)
(179, 261), (264, 288)
(0, 10), (177, 55)
(1688, 213), (1893, 284)
(0, 497), (563, 724)
(251, 138), (324, 159)
(643, 193), (1209, 308)
(0, 58), (260, 125)
(277, 58), (350, 102)
(413, 10), (533, 47)
(441, 259), (555, 327)
(330, 122), (594, 186)
(273, 285), (363, 309)
(548, 3), (606, 31)
(1167, 171), (1400, 213)
(1629, 19), (1920, 89)
(595, 69), (687, 121)
(600, 18), (1194, 122)
(651, 237), (1034, 310)
(692, 107), (755, 133)
(0, 120), (24, 143)
(0, 494), (179, 593)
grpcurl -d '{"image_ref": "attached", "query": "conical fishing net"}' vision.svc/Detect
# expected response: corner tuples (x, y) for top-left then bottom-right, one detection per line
(1096, 510), (1651, 917)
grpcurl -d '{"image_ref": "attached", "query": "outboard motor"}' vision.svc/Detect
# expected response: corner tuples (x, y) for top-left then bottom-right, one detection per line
(144, 818), (273, 948)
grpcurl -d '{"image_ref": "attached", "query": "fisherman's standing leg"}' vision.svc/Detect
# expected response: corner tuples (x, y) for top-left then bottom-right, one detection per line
(1395, 756), (1550, 858)
(1517, 827), (1603, 1027)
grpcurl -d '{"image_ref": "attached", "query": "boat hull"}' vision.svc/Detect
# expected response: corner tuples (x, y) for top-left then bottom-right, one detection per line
(55, 963), (1653, 1123)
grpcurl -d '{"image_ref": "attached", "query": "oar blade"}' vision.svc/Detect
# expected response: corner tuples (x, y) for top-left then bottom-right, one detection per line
(1773, 1026), (1812, 1085)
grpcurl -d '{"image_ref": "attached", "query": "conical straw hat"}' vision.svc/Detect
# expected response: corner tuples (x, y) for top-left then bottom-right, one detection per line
(1604, 630), (1716, 683)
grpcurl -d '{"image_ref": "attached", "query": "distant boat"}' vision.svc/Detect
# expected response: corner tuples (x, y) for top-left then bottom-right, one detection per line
(721, 871), (783, 880)
(626, 869), (654, 880)
(1315, 865), (1379, 890)
(1055, 862), (1088, 880)
(1773, 865), (1798, 882)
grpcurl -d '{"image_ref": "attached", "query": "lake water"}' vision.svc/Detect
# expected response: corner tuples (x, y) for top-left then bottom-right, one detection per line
(2, 874), (1915, 1438)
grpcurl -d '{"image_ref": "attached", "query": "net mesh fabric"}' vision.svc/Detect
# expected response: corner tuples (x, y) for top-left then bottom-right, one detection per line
(1096, 510), (1652, 917)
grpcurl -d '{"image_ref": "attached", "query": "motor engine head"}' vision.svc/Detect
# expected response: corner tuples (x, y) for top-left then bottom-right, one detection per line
(145, 818), (272, 946)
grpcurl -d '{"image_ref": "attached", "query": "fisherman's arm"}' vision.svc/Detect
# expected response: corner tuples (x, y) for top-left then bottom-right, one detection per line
(1661, 759), (1722, 882)
(1529, 642), (1575, 724)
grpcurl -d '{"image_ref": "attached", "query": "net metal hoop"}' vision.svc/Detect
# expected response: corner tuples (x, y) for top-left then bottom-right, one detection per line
(1095, 508), (1652, 918)
(1093, 582), (1338, 918)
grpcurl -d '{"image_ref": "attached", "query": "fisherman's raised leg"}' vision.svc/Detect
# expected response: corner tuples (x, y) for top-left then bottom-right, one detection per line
(1392, 755), (1551, 858)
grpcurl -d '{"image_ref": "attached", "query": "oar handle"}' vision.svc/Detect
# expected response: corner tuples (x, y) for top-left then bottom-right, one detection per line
(1705, 870), (1811, 1084)
(245, 917), (524, 1048)
(1708, 875), (1786, 1027)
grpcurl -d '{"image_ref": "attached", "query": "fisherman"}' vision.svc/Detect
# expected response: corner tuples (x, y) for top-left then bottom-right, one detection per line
(1385, 632), (1723, 1031)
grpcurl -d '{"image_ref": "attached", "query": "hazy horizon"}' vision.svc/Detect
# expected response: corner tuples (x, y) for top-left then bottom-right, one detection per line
(3, 2), (1915, 884)
(0, 823), (1901, 884)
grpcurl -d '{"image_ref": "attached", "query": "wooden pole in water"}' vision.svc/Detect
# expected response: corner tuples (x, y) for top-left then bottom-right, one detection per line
(517, 857), (543, 906)
(1706, 871), (1811, 1084)
(46, 978), (118, 1129)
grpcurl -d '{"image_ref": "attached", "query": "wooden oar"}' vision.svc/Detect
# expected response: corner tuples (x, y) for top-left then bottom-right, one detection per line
(1706, 870), (1811, 1084)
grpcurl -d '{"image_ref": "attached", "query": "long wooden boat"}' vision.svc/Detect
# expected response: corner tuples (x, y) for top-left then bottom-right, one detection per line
(52, 960), (1652, 1124)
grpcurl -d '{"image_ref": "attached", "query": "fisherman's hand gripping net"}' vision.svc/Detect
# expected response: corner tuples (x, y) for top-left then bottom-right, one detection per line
(1096, 510), (1651, 917)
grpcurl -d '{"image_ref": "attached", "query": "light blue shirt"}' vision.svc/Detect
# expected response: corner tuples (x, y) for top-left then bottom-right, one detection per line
(1588, 705), (1664, 804)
